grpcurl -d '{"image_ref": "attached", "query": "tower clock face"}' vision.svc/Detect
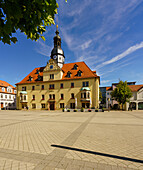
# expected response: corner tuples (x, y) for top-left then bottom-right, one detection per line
(50, 65), (53, 69)
(53, 55), (57, 60)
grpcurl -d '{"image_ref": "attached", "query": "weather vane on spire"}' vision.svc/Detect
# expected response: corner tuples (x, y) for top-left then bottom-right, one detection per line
(55, 14), (59, 35)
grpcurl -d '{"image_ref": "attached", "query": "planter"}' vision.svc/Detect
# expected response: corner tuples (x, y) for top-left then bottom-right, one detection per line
(95, 109), (98, 112)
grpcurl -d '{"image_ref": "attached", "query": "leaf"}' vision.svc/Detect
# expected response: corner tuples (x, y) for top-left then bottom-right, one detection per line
(11, 37), (17, 44)
(41, 36), (45, 41)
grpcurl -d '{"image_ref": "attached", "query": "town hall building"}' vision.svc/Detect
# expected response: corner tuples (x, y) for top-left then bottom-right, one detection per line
(16, 26), (100, 110)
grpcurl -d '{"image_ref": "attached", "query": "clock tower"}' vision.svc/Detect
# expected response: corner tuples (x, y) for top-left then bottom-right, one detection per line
(50, 25), (65, 68)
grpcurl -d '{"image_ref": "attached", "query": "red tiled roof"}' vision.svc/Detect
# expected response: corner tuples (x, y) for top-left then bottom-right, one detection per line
(62, 62), (98, 80)
(16, 62), (99, 85)
(0, 80), (16, 94)
(106, 87), (112, 91)
(0, 80), (15, 88)
(128, 85), (143, 92)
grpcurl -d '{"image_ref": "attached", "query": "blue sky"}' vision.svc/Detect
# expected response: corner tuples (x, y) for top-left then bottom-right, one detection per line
(0, 0), (143, 87)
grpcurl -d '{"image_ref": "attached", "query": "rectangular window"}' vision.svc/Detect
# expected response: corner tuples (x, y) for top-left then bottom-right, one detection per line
(22, 86), (26, 91)
(41, 85), (44, 90)
(5, 95), (7, 99)
(71, 93), (74, 99)
(50, 74), (54, 79)
(49, 84), (54, 89)
(60, 103), (64, 108)
(70, 103), (75, 109)
(24, 95), (26, 100)
(32, 104), (36, 109)
(60, 83), (63, 88)
(71, 83), (74, 88)
(84, 92), (86, 98)
(41, 104), (45, 108)
(82, 81), (89, 87)
(9, 95), (11, 99)
(32, 86), (35, 90)
(32, 95), (35, 100)
(49, 94), (55, 100)
(42, 95), (45, 100)
(61, 94), (64, 99)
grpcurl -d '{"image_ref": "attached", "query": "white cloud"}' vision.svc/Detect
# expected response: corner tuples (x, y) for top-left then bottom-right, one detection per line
(101, 80), (110, 84)
(96, 41), (143, 69)
(35, 40), (52, 57)
(81, 40), (92, 50)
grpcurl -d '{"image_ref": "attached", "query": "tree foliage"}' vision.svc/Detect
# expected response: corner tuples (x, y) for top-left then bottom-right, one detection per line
(111, 81), (132, 109)
(0, 0), (66, 45)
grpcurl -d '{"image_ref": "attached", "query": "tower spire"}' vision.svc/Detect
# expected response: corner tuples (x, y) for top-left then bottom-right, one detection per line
(50, 24), (65, 68)
(56, 25), (59, 35)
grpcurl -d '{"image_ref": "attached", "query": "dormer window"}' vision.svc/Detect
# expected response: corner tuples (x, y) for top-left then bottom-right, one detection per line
(73, 64), (78, 70)
(36, 69), (40, 74)
(77, 70), (82, 77)
(29, 76), (32, 81)
(67, 71), (71, 78)
(37, 75), (41, 81)
(2, 87), (5, 92)
(7, 88), (12, 93)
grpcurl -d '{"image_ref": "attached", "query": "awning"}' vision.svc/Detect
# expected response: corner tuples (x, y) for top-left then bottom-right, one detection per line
(20, 91), (27, 94)
(81, 87), (91, 91)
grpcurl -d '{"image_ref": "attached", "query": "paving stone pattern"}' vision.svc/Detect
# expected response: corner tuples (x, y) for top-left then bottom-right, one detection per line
(0, 110), (142, 170)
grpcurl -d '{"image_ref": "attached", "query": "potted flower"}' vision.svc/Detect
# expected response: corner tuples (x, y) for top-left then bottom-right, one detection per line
(95, 109), (98, 112)
(67, 109), (70, 112)
(88, 109), (92, 112)
(74, 109), (77, 112)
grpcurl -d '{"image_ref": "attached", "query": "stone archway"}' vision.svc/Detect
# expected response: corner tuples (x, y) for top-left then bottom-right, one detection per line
(138, 102), (143, 110)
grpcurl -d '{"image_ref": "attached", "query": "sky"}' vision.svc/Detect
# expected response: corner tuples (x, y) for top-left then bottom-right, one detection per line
(0, 0), (143, 87)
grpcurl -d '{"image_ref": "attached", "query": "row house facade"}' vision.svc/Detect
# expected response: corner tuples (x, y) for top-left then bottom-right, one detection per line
(106, 82), (143, 110)
(0, 80), (16, 110)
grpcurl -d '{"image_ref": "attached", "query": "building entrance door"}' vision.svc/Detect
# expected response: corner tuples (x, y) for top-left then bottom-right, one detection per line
(49, 102), (55, 110)
(1, 103), (3, 109)
(82, 102), (90, 108)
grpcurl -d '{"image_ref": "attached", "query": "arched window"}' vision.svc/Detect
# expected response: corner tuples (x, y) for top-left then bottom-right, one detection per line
(29, 76), (32, 81)
(66, 71), (71, 78)
(36, 69), (40, 74)
(37, 75), (41, 81)
(73, 64), (78, 70)
(77, 70), (82, 77)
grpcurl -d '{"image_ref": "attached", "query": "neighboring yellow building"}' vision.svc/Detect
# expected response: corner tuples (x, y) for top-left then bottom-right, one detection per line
(16, 27), (100, 110)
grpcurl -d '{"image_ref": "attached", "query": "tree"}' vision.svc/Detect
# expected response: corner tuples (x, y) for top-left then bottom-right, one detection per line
(0, 0), (66, 45)
(111, 81), (132, 110)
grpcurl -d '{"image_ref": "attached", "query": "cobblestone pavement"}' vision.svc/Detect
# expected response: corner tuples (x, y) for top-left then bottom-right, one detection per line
(0, 110), (142, 170)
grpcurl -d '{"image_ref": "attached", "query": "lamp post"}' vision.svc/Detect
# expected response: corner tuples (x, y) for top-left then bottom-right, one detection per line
(108, 98), (110, 112)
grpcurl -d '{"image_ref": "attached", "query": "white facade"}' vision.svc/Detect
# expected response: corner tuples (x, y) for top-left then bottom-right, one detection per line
(0, 84), (16, 110)
(126, 88), (143, 110)
(106, 85), (143, 110)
